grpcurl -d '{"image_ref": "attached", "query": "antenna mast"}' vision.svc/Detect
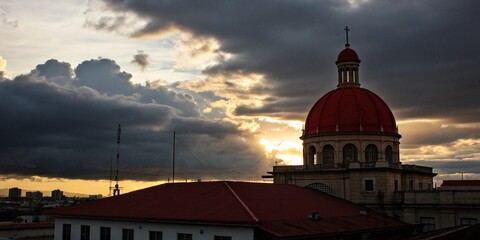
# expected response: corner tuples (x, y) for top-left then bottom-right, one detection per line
(172, 131), (176, 183)
(113, 124), (122, 196)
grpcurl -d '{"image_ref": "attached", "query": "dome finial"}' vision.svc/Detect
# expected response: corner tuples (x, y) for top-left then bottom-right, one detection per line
(344, 26), (350, 47)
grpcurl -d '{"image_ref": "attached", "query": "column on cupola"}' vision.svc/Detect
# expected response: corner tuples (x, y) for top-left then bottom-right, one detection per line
(337, 60), (361, 87)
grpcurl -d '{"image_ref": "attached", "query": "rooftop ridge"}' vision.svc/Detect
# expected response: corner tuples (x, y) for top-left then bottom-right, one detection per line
(223, 181), (259, 222)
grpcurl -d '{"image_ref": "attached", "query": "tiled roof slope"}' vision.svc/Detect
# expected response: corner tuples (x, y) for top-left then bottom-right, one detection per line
(46, 181), (408, 238)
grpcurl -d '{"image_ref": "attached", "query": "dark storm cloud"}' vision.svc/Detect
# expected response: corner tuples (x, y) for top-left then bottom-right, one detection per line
(35, 59), (74, 85)
(0, 59), (272, 181)
(131, 50), (149, 71)
(410, 160), (480, 175)
(94, 0), (480, 147)
(75, 58), (132, 95)
(75, 58), (200, 117)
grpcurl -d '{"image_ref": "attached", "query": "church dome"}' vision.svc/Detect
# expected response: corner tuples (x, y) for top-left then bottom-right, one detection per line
(336, 47), (360, 64)
(304, 87), (398, 135)
(304, 28), (399, 137)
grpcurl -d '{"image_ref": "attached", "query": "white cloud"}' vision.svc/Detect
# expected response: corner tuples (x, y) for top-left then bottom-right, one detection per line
(0, 56), (6, 71)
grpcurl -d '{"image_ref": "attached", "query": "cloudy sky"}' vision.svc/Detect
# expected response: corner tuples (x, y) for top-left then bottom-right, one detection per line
(1, 0), (479, 195)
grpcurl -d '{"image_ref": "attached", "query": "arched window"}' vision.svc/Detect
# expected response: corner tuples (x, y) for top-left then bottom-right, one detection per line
(365, 144), (378, 162)
(385, 146), (393, 163)
(322, 145), (334, 167)
(307, 146), (317, 166)
(343, 144), (357, 163)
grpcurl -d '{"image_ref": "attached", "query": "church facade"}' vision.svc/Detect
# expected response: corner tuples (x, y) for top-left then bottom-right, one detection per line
(267, 33), (480, 230)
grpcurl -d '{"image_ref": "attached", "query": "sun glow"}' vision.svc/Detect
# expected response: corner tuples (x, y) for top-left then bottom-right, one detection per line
(260, 138), (302, 165)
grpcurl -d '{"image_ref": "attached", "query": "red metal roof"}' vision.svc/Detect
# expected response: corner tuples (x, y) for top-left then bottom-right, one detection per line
(336, 47), (360, 63)
(45, 181), (407, 238)
(441, 180), (480, 187)
(305, 86), (398, 136)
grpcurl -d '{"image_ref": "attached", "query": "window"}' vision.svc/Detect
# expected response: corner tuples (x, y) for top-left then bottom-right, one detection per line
(177, 233), (192, 240)
(322, 145), (334, 167)
(394, 180), (399, 191)
(81, 225), (90, 240)
(385, 146), (393, 163)
(214, 236), (232, 240)
(409, 180), (414, 190)
(307, 146), (317, 165)
(419, 182), (423, 190)
(100, 227), (111, 240)
(461, 218), (478, 225)
(62, 224), (71, 240)
(420, 217), (435, 232)
(365, 144), (378, 163)
(149, 231), (163, 240)
(122, 229), (134, 240)
(364, 179), (374, 192)
(343, 144), (357, 163)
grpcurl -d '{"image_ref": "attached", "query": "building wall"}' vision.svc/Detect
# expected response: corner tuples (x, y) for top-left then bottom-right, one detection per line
(402, 190), (480, 230)
(302, 133), (401, 166)
(0, 228), (53, 239)
(54, 217), (254, 240)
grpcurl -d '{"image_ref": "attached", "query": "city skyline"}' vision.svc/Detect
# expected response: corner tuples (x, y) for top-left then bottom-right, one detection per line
(1, 0), (479, 195)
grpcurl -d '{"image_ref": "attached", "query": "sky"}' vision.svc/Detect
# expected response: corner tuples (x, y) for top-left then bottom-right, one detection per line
(0, 0), (479, 196)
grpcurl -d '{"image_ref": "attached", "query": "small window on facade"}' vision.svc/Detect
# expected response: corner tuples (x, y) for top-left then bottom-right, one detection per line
(177, 233), (192, 240)
(149, 231), (163, 240)
(100, 227), (111, 240)
(364, 179), (374, 192)
(409, 180), (414, 190)
(385, 146), (393, 163)
(122, 229), (134, 240)
(394, 180), (399, 191)
(214, 236), (232, 240)
(322, 145), (334, 167)
(461, 218), (478, 225)
(420, 217), (436, 232)
(419, 182), (423, 190)
(365, 144), (378, 163)
(81, 225), (90, 240)
(343, 144), (357, 163)
(62, 224), (71, 240)
(427, 182), (432, 190)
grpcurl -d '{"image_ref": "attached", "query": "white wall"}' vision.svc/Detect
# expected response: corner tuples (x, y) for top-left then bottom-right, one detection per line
(54, 217), (254, 240)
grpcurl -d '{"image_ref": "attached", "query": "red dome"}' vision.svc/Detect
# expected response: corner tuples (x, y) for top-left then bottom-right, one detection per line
(336, 47), (360, 63)
(305, 87), (398, 135)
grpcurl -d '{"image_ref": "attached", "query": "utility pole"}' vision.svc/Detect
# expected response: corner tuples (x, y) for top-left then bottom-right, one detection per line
(172, 131), (176, 183)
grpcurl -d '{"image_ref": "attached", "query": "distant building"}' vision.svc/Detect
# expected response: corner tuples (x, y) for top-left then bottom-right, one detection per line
(438, 180), (480, 190)
(51, 189), (63, 200)
(401, 180), (480, 231)
(47, 181), (412, 240)
(0, 222), (54, 239)
(8, 187), (22, 199)
(266, 33), (480, 231)
(26, 191), (43, 200)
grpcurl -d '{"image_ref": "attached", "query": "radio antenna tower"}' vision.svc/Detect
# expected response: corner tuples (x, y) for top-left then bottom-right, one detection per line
(113, 124), (122, 196)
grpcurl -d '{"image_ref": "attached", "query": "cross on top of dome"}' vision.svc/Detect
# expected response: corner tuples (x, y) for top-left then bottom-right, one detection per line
(344, 26), (350, 47)
(336, 27), (361, 87)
